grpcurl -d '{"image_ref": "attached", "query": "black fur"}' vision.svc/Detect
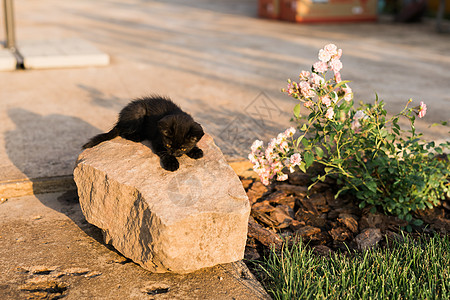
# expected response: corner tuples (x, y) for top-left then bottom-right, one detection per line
(83, 95), (204, 171)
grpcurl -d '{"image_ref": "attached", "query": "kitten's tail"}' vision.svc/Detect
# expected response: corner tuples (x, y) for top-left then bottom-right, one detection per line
(82, 127), (120, 149)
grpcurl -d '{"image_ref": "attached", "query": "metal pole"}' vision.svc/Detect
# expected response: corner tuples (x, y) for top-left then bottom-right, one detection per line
(436, 0), (447, 33)
(3, 0), (16, 49)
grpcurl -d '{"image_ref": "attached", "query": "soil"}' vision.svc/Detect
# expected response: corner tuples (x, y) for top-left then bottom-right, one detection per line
(241, 168), (450, 260)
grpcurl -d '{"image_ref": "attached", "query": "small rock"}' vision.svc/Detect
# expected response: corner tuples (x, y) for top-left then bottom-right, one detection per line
(354, 228), (382, 251)
(65, 267), (90, 276)
(337, 214), (359, 233)
(84, 271), (102, 278)
(0, 197), (8, 204)
(19, 277), (69, 294)
(29, 266), (59, 275)
(32, 215), (43, 220)
(16, 266), (29, 274)
(141, 283), (170, 296)
(295, 225), (321, 238)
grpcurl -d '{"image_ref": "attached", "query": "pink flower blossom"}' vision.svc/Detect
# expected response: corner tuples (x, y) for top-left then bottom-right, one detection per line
(277, 173), (288, 181)
(324, 44), (338, 56)
(343, 86), (353, 102)
(318, 49), (332, 62)
(336, 48), (343, 59)
(304, 101), (314, 108)
(251, 140), (263, 152)
(310, 73), (325, 87)
(286, 82), (296, 95)
(290, 153), (302, 166)
(284, 127), (296, 137)
(300, 81), (316, 98)
(313, 61), (328, 73)
(351, 110), (367, 131)
(418, 101), (427, 118)
(321, 95), (332, 107)
(280, 141), (289, 153)
(325, 107), (334, 119)
(335, 72), (342, 83)
(249, 128), (303, 185)
(299, 70), (310, 80)
(329, 58), (343, 73)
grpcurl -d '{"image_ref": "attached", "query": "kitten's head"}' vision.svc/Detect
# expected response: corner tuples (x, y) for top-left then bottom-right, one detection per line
(158, 114), (204, 157)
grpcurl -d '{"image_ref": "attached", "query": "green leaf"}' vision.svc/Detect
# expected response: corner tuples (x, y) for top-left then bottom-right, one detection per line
(412, 219), (424, 226)
(304, 152), (314, 168)
(301, 138), (309, 148)
(315, 146), (324, 159)
(293, 103), (301, 118)
(324, 167), (333, 174)
(299, 162), (306, 173)
(334, 80), (351, 89)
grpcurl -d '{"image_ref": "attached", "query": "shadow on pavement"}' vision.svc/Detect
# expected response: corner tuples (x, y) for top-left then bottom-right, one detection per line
(5, 108), (113, 246)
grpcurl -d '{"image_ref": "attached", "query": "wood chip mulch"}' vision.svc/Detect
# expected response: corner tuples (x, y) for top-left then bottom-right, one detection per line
(241, 171), (450, 259)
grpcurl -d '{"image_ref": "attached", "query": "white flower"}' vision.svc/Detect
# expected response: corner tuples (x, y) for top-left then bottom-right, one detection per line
(251, 140), (264, 152)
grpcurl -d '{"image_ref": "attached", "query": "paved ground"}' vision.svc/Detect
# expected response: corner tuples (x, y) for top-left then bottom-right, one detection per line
(0, 191), (269, 299)
(0, 0), (449, 298)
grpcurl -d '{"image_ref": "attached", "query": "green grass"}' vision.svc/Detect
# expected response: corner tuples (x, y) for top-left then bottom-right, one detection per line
(258, 234), (450, 300)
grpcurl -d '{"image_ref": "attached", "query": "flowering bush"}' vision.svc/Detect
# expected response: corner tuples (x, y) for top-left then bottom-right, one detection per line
(249, 44), (450, 220)
(249, 128), (302, 185)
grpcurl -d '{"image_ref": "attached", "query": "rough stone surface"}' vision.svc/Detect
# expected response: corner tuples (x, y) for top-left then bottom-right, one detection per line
(354, 228), (383, 251)
(73, 134), (250, 273)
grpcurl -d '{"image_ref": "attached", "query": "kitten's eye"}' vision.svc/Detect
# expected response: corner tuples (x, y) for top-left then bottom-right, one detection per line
(181, 147), (187, 151)
(165, 144), (171, 148)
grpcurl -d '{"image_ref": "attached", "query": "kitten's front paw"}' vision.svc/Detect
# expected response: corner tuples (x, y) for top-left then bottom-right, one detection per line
(187, 147), (203, 159)
(161, 155), (179, 171)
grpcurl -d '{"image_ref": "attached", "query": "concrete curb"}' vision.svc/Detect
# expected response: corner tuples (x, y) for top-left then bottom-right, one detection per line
(0, 175), (76, 199)
(0, 160), (255, 199)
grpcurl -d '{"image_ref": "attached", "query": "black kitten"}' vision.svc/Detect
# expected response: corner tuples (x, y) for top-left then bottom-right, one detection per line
(83, 95), (204, 171)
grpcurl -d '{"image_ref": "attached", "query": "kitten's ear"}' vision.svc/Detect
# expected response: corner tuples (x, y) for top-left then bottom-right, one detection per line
(189, 122), (204, 141)
(158, 116), (174, 136)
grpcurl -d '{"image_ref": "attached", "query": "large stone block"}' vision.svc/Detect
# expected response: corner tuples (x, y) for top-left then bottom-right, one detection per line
(73, 134), (250, 273)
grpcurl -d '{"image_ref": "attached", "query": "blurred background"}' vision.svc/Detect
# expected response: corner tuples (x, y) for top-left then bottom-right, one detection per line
(1, 0), (449, 183)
